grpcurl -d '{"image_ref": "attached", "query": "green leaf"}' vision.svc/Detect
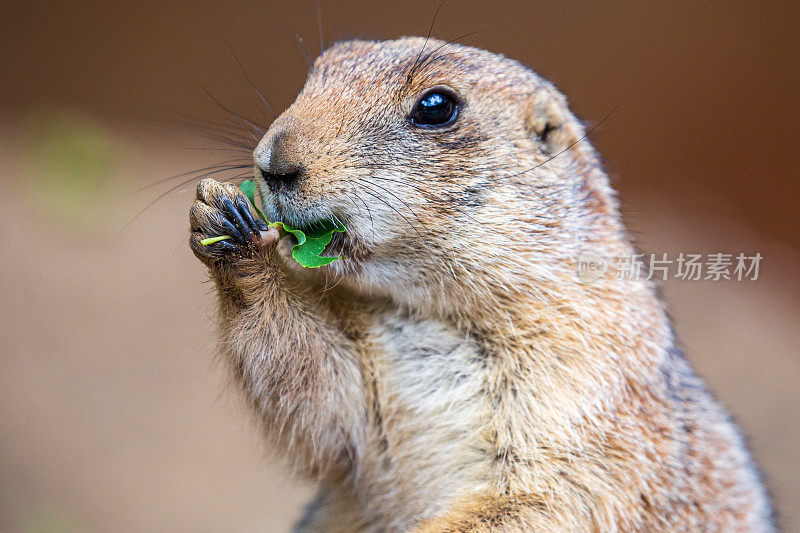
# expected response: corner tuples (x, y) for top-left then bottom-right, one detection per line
(268, 220), (346, 268)
(210, 179), (346, 268)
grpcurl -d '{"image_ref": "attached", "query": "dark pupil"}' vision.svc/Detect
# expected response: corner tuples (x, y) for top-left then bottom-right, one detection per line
(415, 92), (455, 125)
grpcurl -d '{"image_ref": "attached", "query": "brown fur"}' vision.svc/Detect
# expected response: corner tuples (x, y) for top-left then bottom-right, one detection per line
(188, 38), (772, 531)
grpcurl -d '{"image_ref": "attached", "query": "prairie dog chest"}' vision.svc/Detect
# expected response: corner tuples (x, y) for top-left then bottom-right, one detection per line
(369, 313), (485, 421)
(358, 312), (490, 519)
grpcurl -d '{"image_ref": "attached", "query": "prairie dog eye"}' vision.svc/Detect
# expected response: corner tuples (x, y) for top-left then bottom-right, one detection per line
(410, 88), (459, 127)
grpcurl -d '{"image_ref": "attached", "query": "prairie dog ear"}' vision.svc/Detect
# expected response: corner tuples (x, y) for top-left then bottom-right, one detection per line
(522, 85), (617, 215)
(523, 86), (585, 155)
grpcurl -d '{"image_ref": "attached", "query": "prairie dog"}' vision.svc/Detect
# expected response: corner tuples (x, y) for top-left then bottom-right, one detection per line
(188, 37), (772, 531)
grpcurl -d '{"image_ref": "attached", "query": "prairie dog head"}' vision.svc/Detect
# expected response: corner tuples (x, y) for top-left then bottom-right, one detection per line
(253, 37), (619, 307)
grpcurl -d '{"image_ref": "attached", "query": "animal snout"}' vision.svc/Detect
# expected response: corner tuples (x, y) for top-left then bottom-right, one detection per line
(255, 127), (304, 190)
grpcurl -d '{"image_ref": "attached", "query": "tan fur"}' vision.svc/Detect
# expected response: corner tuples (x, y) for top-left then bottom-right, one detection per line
(188, 38), (772, 531)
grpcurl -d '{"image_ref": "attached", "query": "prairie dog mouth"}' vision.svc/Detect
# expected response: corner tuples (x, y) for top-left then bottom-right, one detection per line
(252, 179), (371, 263)
(327, 225), (371, 263)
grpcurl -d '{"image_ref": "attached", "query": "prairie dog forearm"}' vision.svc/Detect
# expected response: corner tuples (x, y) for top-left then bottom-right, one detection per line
(213, 255), (365, 474)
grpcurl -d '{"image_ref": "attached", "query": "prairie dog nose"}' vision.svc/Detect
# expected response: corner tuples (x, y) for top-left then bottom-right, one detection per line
(254, 128), (303, 190)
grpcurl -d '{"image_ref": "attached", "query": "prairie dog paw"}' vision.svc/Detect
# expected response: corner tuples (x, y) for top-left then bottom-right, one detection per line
(189, 178), (275, 264)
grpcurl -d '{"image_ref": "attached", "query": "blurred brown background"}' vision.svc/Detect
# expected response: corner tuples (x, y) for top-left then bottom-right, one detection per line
(1, 1), (798, 531)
